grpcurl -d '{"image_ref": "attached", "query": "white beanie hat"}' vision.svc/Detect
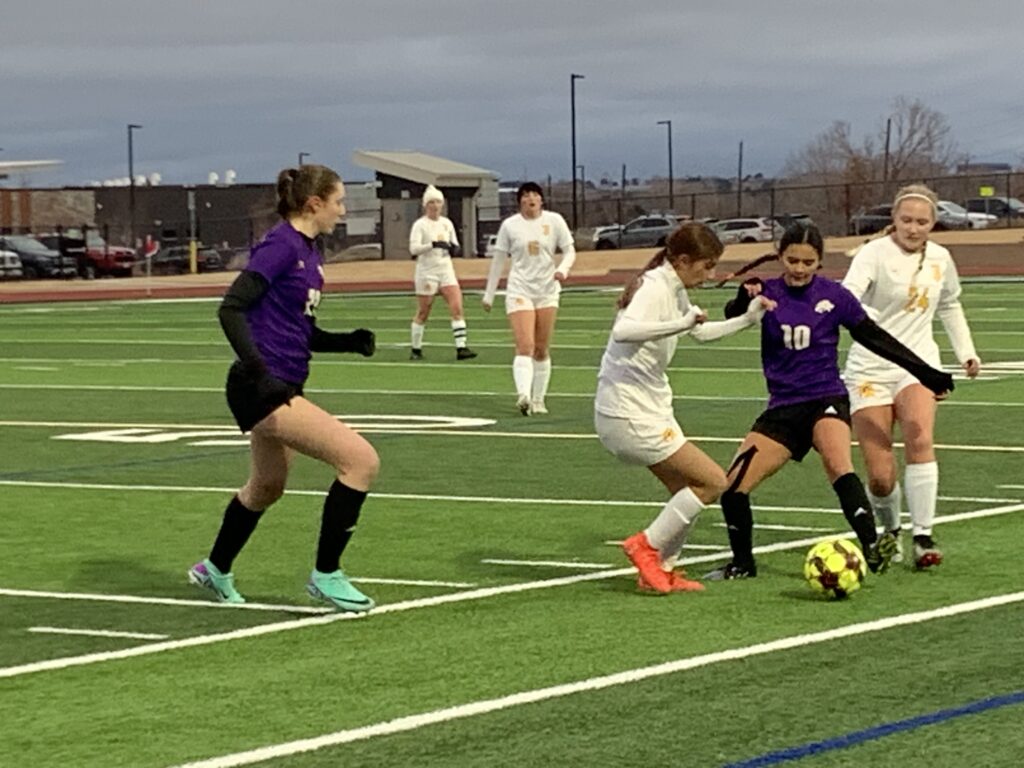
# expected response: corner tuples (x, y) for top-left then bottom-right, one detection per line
(422, 185), (444, 206)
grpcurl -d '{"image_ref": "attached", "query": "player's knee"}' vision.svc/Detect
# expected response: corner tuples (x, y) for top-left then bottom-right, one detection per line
(516, 343), (535, 357)
(900, 425), (932, 456)
(699, 468), (730, 503)
(340, 443), (380, 488)
(867, 475), (895, 498)
(244, 478), (286, 508)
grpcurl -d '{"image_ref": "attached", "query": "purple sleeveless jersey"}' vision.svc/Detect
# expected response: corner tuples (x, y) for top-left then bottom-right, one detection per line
(245, 222), (324, 385)
(759, 275), (866, 408)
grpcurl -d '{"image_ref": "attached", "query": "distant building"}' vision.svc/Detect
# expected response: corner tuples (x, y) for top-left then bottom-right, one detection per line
(956, 162), (1013, 174)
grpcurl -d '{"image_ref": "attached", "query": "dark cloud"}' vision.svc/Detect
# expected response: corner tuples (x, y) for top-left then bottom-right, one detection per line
(2, 1), (1022, 186)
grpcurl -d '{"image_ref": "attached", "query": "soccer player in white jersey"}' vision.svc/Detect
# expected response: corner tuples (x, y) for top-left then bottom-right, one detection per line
(843, 184), (981, 569)
(482, 182), (576, 415)
(408, 185), (476, 361)
(594, 223), (773, 594)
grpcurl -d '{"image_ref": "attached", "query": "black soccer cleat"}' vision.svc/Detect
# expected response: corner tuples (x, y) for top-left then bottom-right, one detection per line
(456, 347), (478, 360)
(410, 348), (424, 361)
(866, 530), (899, 574)
(703, 561), (757, 581)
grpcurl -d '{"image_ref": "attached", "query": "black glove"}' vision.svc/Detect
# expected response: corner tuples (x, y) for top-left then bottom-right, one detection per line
(311, 325), (375, 356)
(340, 328), (376, 357)
(724, 278), (763, 318)
(919, 369), (955, 397)
(431, 240), (452, 252)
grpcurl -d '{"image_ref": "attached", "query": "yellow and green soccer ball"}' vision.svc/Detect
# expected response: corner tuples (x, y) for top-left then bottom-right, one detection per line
(804, 539), (867, 599)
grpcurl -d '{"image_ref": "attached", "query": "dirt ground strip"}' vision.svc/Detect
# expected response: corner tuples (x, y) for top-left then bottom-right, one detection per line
(1, 230), (1021, 304)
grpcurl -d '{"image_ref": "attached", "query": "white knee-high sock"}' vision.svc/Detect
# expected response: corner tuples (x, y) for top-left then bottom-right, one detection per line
(512, 356), (534, 398)
(905, 462), (938, 536)
(867, 481), (902, 532)
(411, 321), (425, 350)
(531, 358), (551, 403)
(644, 487), (705, 567)
(451, 319), (468, 349)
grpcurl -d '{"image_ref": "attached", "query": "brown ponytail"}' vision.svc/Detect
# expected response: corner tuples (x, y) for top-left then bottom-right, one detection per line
(276, 164), (341, 219)
(617, 222), (723, 309)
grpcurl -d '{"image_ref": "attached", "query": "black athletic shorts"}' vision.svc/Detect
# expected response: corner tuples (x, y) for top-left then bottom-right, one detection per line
(225, 361), (303, 433)
(750, 395), (851, 462)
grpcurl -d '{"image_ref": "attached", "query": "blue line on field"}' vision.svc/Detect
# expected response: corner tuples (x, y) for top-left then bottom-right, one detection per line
(723, 690), (1024, 767)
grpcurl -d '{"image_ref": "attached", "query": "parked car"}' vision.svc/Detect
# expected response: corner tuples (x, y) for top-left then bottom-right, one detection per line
(147, 244), (225, 275)
(849, 205), (893, 235)
(592, 214), (682, 249)
(0, 235), (76, 279)
(36, 229), (136, 279)
(0, 249), (24, 279)
(480, 234), (499, 258)
(964, 197), (1024, 220)
(710, 217), (776, 244)
(769, 213), (816, 234)
(936, 201), (996, 230)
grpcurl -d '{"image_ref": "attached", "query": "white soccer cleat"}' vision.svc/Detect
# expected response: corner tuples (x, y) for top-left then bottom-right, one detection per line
(530, 399), (548, 415)
(516, 394), (531, 416)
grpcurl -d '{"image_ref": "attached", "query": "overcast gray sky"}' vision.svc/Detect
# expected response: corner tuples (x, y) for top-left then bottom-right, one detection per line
(3, 0), (1023, 187)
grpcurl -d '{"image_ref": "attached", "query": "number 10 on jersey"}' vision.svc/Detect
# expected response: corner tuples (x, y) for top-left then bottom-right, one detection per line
(780, 324), (811, 350)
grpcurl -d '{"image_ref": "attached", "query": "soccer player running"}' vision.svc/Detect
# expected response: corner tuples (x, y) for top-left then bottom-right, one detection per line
(189, 164), (379, 613)
(482, 182), (576, 415)
(408, 185), (477, 361)
(705, 223), (954, 581)
(595, 223), (773, 594)
(843, 184), (981, 568)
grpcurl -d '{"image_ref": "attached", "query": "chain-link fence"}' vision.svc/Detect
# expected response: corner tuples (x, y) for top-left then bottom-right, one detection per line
(537, 171), (1024, 240)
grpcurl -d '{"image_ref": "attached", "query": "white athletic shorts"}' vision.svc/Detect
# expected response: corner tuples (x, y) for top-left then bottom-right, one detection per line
(845, 370), (922, 414)
(505, 289), (560, 314)
(594, 411), (686, 466)
(415, 261), (459, 296)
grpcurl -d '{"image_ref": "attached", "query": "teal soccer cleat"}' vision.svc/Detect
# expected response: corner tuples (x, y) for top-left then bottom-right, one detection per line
(306, 569), (375, 613)
(188, 559), (245, 604)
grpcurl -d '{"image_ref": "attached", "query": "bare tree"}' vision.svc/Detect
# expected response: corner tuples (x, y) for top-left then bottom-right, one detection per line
(782, 121), (875, 183)
(881, 97), (963, 182)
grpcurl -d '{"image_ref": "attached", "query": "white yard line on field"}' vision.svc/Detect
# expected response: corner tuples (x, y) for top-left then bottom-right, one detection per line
(0, 479), (1018, 515)
(167, 590), (1024, 768)
(1, 502), (1020, 681)
(0, 588), (332, 614)
(28, 626), (169, 641)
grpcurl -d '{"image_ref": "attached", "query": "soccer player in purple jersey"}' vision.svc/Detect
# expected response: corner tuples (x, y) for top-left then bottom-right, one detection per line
(704, 223), (954, 581)
(188, 164), (379, 613)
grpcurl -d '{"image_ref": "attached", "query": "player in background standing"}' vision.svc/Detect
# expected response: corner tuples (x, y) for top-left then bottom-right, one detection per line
(843, 184), (980, 568)
(705, 223), (953, 581)
(595, 223), (773, 594)
(408, 184), (477, 361)
(482, 182), (576, 415)
(189, 164), (379, 613)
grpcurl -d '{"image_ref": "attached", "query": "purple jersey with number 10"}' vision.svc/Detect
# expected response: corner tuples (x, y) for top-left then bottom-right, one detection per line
(245, 221), (324, 385)
(759, 275), (866, 408)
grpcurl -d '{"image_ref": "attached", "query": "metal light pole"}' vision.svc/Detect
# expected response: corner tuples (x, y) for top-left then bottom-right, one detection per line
(657, 120), (674, 211)
(298, 152), (310, 166)
(570, 73), (584, 231)
(576, 164), (586, 226)
(127, 123), (142, 249)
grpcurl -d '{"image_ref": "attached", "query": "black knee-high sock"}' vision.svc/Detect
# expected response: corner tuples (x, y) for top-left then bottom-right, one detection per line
(315, 480), (368, 573)
(208, 496), (264, 574)
(720, 490), (755, 569)
(833, 472), (878, 551)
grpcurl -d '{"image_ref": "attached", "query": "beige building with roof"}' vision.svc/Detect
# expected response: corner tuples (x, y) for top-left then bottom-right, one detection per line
(353, 150), (499, 259)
